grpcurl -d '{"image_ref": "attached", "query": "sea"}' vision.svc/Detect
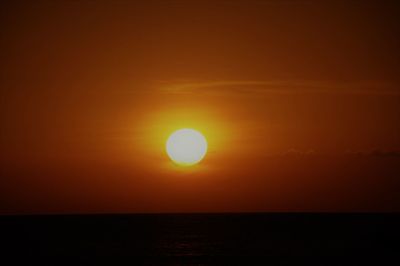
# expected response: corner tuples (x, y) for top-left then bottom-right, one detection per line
(1, 213), (399, 265)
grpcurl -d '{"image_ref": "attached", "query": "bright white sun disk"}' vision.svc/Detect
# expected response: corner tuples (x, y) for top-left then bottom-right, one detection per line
(166, 129), (207, 166)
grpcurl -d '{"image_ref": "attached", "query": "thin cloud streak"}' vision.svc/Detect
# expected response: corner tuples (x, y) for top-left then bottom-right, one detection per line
(158, 80), (400, 96)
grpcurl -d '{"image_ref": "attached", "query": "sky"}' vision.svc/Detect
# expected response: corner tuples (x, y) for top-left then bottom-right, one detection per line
(0, 0), (399, 214)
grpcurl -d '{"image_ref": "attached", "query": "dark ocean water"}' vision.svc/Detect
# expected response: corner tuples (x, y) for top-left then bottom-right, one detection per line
(1, 213), (399, 265)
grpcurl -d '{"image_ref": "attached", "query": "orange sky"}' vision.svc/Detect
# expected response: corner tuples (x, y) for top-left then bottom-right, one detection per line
(1, 0), (399, 214)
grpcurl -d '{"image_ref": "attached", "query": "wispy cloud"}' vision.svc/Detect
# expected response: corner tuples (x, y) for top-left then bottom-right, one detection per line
(158, 80), (399, 96)
(281, 148), (317, 156)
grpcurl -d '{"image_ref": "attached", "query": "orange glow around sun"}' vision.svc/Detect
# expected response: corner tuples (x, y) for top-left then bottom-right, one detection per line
(132, 106), (235, 171)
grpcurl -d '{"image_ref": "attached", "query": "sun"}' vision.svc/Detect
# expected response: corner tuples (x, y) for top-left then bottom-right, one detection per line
(166, 128), (208, 166)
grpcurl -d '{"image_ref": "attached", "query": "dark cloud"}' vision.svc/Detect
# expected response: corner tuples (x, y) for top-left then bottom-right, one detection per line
(370, 149), (400, 157)
(345, 149), (400, 158)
